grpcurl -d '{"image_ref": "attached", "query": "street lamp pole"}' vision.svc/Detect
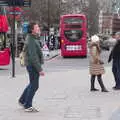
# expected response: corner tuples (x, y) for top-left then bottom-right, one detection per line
(47, 0), (50, 48)
(11, 1), (16, 77)
(48, 0), (50, 34)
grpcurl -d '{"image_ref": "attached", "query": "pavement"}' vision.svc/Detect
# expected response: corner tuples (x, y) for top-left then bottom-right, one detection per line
(43, 49), (60, 61)
(0, 50), (120, 120)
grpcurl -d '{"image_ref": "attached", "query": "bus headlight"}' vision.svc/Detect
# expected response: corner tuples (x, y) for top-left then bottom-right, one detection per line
(61, 39), (64, 43)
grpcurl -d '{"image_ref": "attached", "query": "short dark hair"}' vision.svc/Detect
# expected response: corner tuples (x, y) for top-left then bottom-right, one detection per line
(28, 21), (39, 33)
(115, 31), (120, 36)
(111, 32), (116, 36)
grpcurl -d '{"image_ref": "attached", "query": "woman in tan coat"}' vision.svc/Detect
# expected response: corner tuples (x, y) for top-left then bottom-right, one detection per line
(89, 35), (108, 92)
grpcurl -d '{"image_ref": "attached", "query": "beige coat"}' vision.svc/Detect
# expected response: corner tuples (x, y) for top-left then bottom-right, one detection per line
(89, 42), (105, 75)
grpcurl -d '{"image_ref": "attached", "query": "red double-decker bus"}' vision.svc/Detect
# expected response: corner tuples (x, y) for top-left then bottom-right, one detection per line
(59, 14), (87, 57)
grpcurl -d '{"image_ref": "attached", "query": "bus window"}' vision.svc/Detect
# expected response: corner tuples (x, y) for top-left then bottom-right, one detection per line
(64, 18), (84, 24)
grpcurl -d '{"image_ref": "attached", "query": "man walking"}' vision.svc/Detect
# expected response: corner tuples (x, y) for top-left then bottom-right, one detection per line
(18, 22), (45, 112)
(108, 32), (120, 90)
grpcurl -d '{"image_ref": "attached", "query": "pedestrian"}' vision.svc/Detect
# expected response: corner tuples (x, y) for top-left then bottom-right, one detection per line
(18, 21), (45, 112)
(89, 35), (108, 92)
(108, 32), (117, 50)
(108, 31), (120, 90)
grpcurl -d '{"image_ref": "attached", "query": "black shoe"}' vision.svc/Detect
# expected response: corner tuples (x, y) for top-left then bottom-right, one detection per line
(113, 86), (120, 90)
(18, 101), (25, 108)
(112, 86), (116, 89)
(90, 88), (99, 91)
(101, 89), (109, 92)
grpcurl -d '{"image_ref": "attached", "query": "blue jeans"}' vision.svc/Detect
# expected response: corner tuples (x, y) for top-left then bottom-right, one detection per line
(19, 65), (39, 108)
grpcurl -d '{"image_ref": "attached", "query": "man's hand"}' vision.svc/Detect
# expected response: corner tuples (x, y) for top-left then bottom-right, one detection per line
(39, 71), (45, 76)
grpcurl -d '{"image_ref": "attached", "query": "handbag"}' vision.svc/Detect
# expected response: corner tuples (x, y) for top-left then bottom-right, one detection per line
(19, 44), (26, 67)
(19, 51), (25, 66)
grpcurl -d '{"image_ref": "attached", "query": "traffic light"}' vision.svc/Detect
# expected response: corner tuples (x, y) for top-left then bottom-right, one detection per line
(7, 0), (24, 6)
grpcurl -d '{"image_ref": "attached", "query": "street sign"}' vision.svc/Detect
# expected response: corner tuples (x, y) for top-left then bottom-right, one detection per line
(9, 11), (22, 15)
(8, 7), (23, 20)
(7, 0), (24, 6)
(0, 0), (31, 7)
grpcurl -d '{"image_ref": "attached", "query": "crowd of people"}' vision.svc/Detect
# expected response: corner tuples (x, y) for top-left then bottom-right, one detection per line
(17, 21), (120, 113)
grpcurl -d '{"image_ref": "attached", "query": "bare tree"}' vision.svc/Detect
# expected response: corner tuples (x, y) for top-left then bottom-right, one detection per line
(23, 0), (113, 35)
(87, 0), (99, 36)
(23, 0), (60, 27)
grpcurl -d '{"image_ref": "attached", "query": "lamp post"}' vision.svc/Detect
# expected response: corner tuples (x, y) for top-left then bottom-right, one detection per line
(47, 0), (50, 48)
(48, 0), (50, 33)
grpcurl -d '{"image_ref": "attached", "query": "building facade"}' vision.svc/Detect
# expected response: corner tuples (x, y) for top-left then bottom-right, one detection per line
(99, 11), (113, 35)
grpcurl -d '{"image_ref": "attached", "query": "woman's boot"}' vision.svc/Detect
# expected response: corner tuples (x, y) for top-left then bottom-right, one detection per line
(90, 75), (99, 91)
(97, 75), (108, 92)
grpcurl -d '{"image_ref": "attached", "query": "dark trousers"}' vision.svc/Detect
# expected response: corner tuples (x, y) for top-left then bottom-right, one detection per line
(112, 59), (120, 88)
(19, 65), (39, 109)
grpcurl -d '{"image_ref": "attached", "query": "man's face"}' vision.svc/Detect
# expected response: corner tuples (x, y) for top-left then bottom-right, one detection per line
(115, 34), (120, 40)
(32, 24), (40, 35)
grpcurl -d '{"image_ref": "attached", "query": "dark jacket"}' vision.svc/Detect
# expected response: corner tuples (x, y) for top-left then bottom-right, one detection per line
(108, 40), (120, 62)
(24, 34), (44, 72)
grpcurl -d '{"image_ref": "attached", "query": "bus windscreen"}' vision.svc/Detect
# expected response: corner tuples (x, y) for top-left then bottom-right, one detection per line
(64, 29), (83, 42)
